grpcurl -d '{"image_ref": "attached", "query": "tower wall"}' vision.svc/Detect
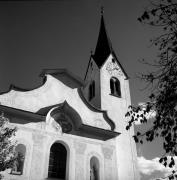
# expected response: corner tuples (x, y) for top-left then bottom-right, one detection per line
(100, 54), (140, 180)
(83, 58), (101, 108)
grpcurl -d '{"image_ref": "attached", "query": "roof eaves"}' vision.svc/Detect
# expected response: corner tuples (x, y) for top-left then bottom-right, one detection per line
(0, 105), (45, 122)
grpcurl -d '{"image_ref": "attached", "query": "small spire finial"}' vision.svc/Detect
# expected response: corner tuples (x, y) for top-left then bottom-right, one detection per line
(101, 6), (104, 15)
(90, 50), (93, 55)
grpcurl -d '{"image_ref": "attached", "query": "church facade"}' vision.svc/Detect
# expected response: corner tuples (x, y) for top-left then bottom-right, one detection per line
(0, 12), (140, 180)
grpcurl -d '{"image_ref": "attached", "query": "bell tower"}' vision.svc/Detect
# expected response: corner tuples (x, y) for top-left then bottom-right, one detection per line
(84, 9), (130, 128)
(83, 10), (140, 180)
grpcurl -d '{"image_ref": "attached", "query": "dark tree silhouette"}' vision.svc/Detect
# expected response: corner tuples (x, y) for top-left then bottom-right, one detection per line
(125, 0), (177, 179)
(0, 113), (16, 179)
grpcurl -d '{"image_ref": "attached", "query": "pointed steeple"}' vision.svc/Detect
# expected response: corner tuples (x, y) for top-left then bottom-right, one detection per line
(93, 8), (113, 67)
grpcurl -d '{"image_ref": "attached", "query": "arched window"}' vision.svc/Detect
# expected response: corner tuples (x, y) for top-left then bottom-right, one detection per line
(89, 81), (95, 101)
(11, 144), (26, 175)
(90, 156), (99, 180)
(48, 143), (67, 179)
(110, 77), (121, 97)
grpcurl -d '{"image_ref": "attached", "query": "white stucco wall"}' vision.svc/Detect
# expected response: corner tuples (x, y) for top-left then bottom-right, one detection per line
(2, 120), (118, 180)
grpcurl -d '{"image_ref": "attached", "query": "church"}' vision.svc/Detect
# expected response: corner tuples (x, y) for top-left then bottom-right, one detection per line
(0, 11), (140, 180)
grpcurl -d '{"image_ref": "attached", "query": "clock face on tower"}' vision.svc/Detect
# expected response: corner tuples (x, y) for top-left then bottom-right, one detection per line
(106, 61), (124, 77)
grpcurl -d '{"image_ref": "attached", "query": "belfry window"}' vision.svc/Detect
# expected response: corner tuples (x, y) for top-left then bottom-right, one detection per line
(90, 156), (99, 180)
(89, 81), (95, 101)
(11, 144), (26, 175)
(110, 77), (121, 97)
(48, 143), (67, 179)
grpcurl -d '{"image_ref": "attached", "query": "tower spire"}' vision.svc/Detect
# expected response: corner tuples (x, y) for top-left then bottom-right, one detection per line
(93, 8), (113, 67)
(101, 6), (104, 15)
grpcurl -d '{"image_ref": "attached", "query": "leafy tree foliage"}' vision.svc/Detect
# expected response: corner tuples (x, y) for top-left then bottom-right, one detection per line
(0, 113), (16, 179)
(125, 0), (177, 179)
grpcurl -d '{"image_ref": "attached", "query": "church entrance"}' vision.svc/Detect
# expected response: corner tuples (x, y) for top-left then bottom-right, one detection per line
(48, 143), (67, 180)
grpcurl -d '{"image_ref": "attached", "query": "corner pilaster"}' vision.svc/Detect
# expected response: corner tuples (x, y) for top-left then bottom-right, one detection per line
(30, 132), (46, 180)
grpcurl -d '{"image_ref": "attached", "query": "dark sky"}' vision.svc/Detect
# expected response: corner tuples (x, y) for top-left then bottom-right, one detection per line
(0, 0), (157, 105)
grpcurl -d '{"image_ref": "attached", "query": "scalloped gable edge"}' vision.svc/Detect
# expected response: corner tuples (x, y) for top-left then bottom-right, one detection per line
(0, 75), (71, 112)
(0, 68), (85, 96)
(0, 76), (48, 96)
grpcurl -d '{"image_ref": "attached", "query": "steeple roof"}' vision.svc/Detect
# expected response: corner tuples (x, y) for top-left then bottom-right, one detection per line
(92, 10), (129, 79)
(93, 12), (113, 67)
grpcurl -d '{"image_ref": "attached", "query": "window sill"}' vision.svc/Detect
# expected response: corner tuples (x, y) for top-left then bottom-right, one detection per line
(10, 171), (22, 175)
(109, 93), (121, 98)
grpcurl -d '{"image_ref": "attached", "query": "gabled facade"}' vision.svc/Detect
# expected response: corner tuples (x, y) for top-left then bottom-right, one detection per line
(0, 11), (140, 180)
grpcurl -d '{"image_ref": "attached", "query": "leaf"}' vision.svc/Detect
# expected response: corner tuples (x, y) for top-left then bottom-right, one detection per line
(143, 11), (150, 20)
(140, 140), (143, 144)
(159, 158), (163, 163)
(138, 17), (142, 22)
(151, 9), (157, 16)
(164, 161), (167, 167)
(126, 126), (130, 130)
(125, 112), (130, 117)
(164, 157), (167, 161)
(137, 131), (141, 136)
(133, 136), (139, 143)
